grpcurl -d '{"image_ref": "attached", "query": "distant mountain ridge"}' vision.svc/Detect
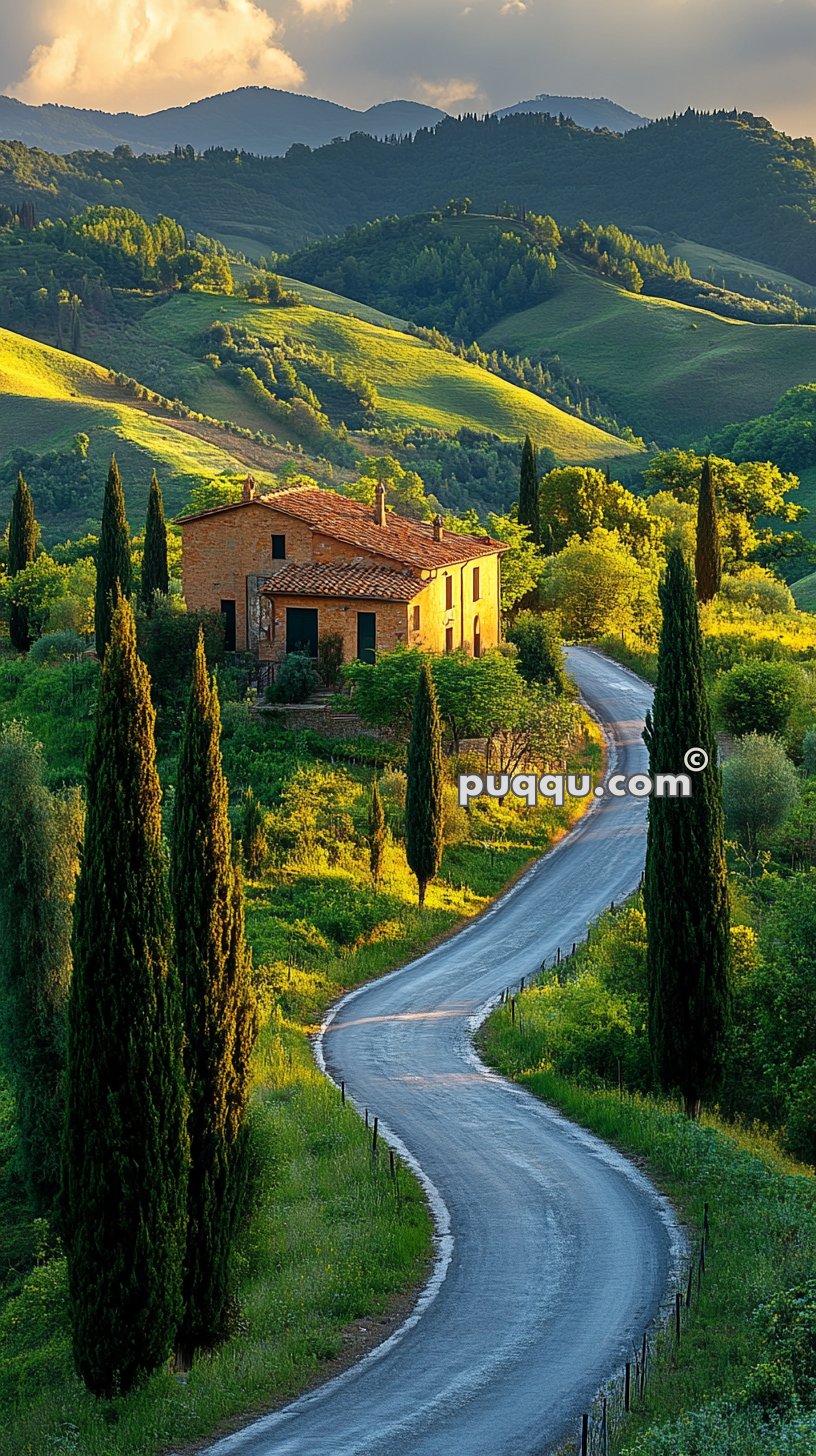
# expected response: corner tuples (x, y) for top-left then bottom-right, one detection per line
(0, 85), (653, 158)
(496, 94), (650, 132)
(0, 87), (447, 158)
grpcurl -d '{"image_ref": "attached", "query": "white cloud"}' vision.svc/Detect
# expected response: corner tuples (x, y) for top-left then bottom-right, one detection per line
(297, 0), (353, 15)
(10, 0), (305, 111)
(412, 75), (487, 110)
(499, 1), (528, 12)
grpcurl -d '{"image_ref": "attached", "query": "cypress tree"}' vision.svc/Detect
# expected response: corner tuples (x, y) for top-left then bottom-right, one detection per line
(63, 595), (188, 1396)
(171, 632), (257, 1359)
(643, 548), (730, 1118)
(240, 786), (267, 877)
(95, 455), (132, 657)
(0, 724), (82, 1217)
(405, 662), (444, 908)
(140, 471), (170, 611)
(518, 434), (540, 545)
(8, 472), (38, 651)
(695, 456), (722, 604)
(369, 779), (386, 885)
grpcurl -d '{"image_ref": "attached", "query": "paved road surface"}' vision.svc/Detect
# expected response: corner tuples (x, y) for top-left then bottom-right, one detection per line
(206, 647), (679, 1456)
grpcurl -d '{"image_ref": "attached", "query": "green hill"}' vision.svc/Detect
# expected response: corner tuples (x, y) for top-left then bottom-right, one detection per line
(630, 231), (816, 308)
(0, 327), (288, 538)
(1, 109), (815, 278)
(88, 287), (638, 461)
(481, 261), (816, 444)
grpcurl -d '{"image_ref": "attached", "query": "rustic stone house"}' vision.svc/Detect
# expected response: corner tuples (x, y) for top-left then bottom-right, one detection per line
(177, 477), (507, 666)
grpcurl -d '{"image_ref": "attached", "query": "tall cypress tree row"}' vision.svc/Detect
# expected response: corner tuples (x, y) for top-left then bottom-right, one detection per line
(695, 456), (722, 604)
(95, 455), (132, 657)
(369, 779), (385, 885)
(63, 596), (188, 1396)
(518, 434), (541, 545)
(643, 547), (730, 1118)
(405, 662), (444, 908)
(0, 724), (82, 1217)
(8, 472), (38, 651)
(140, 470), (170, 612)
(171, 632), (257, 1359)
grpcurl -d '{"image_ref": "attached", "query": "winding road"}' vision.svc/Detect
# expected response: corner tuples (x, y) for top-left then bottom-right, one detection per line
(207, 648), (679, 1456)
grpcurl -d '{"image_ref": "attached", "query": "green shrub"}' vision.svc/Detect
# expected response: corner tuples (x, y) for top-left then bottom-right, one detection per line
(266, 654), (320, 704)
(755, 1281), (816, 1408)
(317, 633), (344, 688)
(717, 661), (804, 738)
(802, 728), (816, 777)
(505, 610), (568, 693)
(136, 600), (225, 706)
(27, 631), (86, 665)
(723, 734), (800, 854)
(720, 568), (796, 617)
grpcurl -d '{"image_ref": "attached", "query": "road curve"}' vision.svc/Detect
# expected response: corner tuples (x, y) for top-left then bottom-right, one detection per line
(206, 648), (679, 1456)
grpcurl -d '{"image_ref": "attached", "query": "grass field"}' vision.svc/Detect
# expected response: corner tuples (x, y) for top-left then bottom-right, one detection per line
(482, 1002), (816, 1455)
(0, 327), (285, 534)
(134, 289), (637, 462)
(481, 260), (816, 444)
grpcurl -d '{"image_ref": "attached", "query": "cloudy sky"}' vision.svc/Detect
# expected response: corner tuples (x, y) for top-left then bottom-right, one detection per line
(0, 0), (814, 136)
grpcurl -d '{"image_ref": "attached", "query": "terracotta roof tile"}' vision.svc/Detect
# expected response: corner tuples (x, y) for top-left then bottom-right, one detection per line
(261, 562), (419, 602)
(177, 486), (507, 570)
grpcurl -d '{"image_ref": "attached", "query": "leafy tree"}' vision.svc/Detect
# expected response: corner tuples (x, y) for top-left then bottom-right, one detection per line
(717, 661), (803, 738)
(8, 472), (38, 650)
(405, 662), (444, 908)
(171, 632), (258, 1359)
(723, 733), (800, 855)
(539, 528), (659, 642)
(63, 596), (189, 1396)
(505, 610), (567, 693)
(645, 450), (802, 561)
(485, 512), (542, 612)
(518, 435), (540, 545)
(0, 724), (82, 1216)
(136, 600), (225, 708)
(140, 471), (169, 611)
(643, 547), (730, 1117)
(94, 455), (132, 657)
(539, 466), (657, 561)
(369, 779), (386, 885)
(695, 456), (722, 604)
(1, 554), (73, 641)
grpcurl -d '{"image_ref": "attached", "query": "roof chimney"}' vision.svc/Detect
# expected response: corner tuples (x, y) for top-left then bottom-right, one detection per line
(374, 480), (387, 528)
(432, 513), (444, 542)
(242, 474), (257, 502)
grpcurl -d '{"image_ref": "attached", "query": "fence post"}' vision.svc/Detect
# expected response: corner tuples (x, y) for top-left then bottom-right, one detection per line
(675, 1290), (682, 1343)
(340, 1080), (345, 1105)
(389, 1149), (396, 1179)
(365, 1108), (369, 1130)
(686, 1263), (693, 1309)
(602, 1396), (608, 1456)
(511, 997), (516, 1025)
(640, 1331), (647, 1397)
(580, 1413), (589, 1456)
(624, 1361), (631, 1412)
(372, 1117), (378, 1156)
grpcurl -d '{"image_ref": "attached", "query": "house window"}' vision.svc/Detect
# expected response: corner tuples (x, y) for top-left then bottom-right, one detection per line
(271, 534), (286, 559)
(445, 625), (454, 653)
(220, 599), (236, 653)
(473, 565), (481, 601)
(473, 615), (481, 658)
(412, 604), (421, 632)
(445, 575), (453, 610)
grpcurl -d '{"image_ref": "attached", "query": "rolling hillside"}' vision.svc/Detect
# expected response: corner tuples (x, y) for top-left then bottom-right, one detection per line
(129, 288), (638, 459)
(0, 327), (287, 537)
(481, 260), (816, 443)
